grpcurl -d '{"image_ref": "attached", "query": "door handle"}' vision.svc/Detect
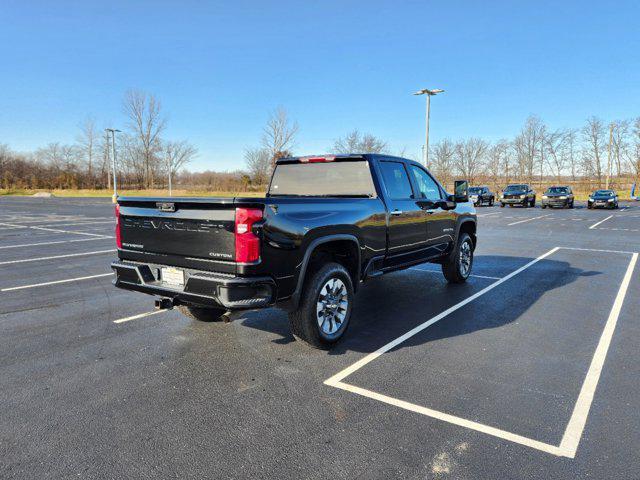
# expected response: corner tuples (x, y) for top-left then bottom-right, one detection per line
(390, 210), (403, 216)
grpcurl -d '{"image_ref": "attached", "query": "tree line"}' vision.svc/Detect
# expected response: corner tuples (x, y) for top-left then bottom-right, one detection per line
(0, 90), (197, 191)
(1, 92), (639, 194)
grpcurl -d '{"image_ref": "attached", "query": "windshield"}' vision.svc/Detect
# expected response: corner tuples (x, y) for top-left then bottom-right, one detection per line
(594, 190), (614, 196)
(505, 184), (527, 192)
(468, 187), (482, 194)
(546, 187), (568, 194)
(268, 160), (376, 197)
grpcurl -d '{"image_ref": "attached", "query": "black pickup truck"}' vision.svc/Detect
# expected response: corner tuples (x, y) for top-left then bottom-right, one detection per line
(112, 154), (477, 348)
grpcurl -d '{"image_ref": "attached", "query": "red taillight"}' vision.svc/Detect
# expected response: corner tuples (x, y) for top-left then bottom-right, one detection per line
(115, 204), (122, 249)
(235, 207), (262, 263)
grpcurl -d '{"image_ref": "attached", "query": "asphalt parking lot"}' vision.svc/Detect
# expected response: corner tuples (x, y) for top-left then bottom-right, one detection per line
(1, 196), (639, 479)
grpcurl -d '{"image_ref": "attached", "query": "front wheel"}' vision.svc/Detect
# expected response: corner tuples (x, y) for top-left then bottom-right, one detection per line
(489, 197), (494, 206)
(500, 202), (505, 208)
(442, 233), (474, 284)
(530, 197), (536, 207)
(288, 262), (354, 349)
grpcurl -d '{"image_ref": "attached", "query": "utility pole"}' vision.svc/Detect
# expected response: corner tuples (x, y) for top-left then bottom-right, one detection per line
(605, 123), (613, 190)
(413, 88), (444, 167)
(105, 131), (111, 190)
(106, 128), (121, 203)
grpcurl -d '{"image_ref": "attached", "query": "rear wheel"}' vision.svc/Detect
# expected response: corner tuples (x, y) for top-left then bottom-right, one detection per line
(442, 233), (474, 284)
(177, 305), (226, 322)
(288, 262), (354, 349)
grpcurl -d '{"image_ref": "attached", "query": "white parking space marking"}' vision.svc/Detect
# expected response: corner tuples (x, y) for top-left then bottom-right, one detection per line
(477, 212), (499, 217)
(0, 222), (112, 238)
(410, 266), (501, 280)
(507, 214), (551, 226)
(0, 249), (116, 266)
(325, 247), (638, 458)
(595, 227), (640, 233)
(1, 273), (114, 292)
(0, 237), (111, 250)
(24, 220), (115, 228)
(559, 252), (638, 457)
(113, 310), (167, 324)
(588, 215), (613, 229)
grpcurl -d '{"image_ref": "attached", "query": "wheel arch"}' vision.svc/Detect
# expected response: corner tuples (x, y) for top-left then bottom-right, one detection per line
(289, 234), (361, 310)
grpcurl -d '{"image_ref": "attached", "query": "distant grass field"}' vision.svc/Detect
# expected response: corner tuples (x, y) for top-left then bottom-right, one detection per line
(0, 188), (265, 198)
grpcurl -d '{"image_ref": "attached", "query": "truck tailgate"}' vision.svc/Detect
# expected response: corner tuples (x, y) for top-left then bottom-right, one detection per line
(118, 198), (236, 262)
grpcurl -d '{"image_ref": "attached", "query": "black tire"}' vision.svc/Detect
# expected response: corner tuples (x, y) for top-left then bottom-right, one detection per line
(530, 197), (536, 207)
(489, 197), (494, 206)
(569, 200), (574, 209)
(288, 262), (354, 349)
(442, 233), (474, 284)
(522, 199), (528, 208)
(587, 204), (592, 209)
(500, 202), (505, 208)
(178, 305), (225, 322)
(541, 204), (547, 209)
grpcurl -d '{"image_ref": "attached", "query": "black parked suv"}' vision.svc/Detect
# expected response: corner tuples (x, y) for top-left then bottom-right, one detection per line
(500, 184), (536, 207)
(468, 186), (495, 207)
(541, 186), (574, 209)
(112, 154), (477, 348)
(588, 189), (619, 209)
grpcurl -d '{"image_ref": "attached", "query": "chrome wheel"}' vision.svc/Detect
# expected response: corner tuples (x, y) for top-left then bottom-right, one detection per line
(316, 278), (348, 336)
(459, 240), (472, 278)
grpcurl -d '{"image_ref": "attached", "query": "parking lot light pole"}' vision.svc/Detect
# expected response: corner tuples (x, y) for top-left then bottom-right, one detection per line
(413, 88), (444, 168)
(105, 128), (121, 203)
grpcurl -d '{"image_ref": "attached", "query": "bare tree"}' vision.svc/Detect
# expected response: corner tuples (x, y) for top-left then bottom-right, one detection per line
(581, 116), (606, 187)
(486, 140), (510, 188)
(611, 120), (629, 178)
(430, 139), (455, 187)
(244, 148), (272, 185)
(261, 107), (298, 165)
(544, 129), (569, 182)
(163, 140), (197, 195)
(454, 138), (488, 184)
(513, 115), (544, 183)
(333, 130), (387, 154)
(77, 117), (98, 187)
(564, 129), (578, 181)
(625, 117), (640, 182)
(123, 89), (166, 188)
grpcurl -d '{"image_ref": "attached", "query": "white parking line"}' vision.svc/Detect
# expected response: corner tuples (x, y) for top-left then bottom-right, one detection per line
(559, 252), (637, 457)
(0, 237), (111, 250)
(0, 249), (116, 265)
(507, 214), (551, 226)
(113, 310), (167, 324)
(0, 273), (114, 292)
(477, 212), (499, 218)
(410, 266), (501, 280)
(588, 215), (613, 229)
(28, 220), (115, 228)
(325, 247), (638, 458)
(2, 223), (112, 238)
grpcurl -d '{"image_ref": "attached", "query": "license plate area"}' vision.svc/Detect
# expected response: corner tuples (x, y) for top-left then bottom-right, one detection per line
(161, 267), (185, 286)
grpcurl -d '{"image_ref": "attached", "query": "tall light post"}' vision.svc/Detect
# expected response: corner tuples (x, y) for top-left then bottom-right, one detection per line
(413, 88), (444, 167)
(105, 128), (121, 203)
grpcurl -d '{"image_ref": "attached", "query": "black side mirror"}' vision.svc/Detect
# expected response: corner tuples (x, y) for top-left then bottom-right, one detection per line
(454, 180), (469, 203)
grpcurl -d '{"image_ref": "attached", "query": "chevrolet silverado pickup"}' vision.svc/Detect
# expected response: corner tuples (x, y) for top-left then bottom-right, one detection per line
(111, 154), (477, 348)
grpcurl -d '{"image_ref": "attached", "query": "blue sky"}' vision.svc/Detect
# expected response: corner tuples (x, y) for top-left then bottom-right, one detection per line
(1, 0), (639, 171)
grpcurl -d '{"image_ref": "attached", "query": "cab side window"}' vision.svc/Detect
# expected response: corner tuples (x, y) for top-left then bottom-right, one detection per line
(379, 161), (414, 199)
(410, 166), (442, 200)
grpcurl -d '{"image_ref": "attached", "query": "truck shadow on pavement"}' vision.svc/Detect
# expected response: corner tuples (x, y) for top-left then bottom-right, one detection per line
(240, 255), (602, 355)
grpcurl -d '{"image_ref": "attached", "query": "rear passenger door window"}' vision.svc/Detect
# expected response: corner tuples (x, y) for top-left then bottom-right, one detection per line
(379, 161), (414, 199)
